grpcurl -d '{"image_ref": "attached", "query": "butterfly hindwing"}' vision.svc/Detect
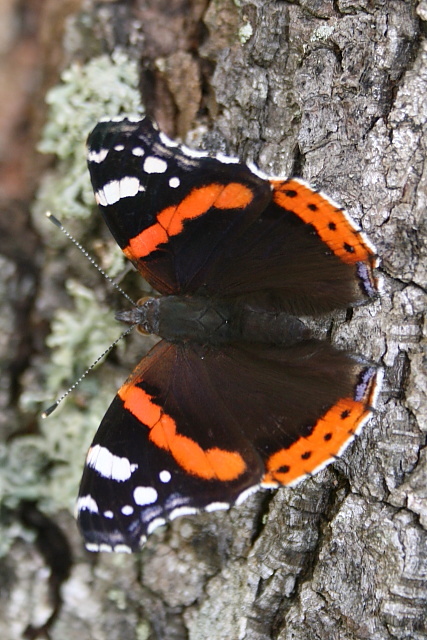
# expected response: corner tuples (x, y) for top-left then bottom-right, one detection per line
(77, 340), (261, 551)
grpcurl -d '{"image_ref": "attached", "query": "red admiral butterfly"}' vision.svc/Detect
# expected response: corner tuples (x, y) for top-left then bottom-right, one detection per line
(77, 117), (381, 553)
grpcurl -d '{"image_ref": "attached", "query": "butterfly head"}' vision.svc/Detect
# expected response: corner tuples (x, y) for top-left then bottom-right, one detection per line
(115, 297), (160, 335)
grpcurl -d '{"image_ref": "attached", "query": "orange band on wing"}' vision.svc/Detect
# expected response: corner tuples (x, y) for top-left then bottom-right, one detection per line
(214, 182), (255, 209)
(271, 179), (375, 265)
(123, 182), (254, 260)
(118, 382), (246, 481)
(262, 396), (370, 486)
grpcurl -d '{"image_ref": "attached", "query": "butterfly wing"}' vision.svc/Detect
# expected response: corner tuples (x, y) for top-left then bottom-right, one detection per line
(87, 118), (379, 312)
(197, 178), (379, 314)
(87, 117), (272, 295)
(77, 338), (379, 552)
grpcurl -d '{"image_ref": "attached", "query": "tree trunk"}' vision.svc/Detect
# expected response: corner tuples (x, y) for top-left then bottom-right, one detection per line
(1, 1), (426, 639)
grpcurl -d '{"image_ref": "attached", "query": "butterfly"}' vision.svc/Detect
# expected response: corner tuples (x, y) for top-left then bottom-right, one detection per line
(77, 116), (381, 552)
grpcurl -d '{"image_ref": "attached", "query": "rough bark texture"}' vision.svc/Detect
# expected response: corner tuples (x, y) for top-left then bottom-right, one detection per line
(1, 1), (426, 639)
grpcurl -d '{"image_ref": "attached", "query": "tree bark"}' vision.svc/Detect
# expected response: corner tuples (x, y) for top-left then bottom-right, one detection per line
(1, 1), (426, 639)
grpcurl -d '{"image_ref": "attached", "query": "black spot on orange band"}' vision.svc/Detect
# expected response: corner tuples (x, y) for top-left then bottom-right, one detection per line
(262, 396), (371, 486)
(271, 178), (376, 266)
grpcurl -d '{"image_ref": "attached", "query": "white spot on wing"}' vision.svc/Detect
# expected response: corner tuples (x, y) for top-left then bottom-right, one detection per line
(169, 177), (180, 188)
(88, 148), (108, 163)
(132, 146), (145, 156)
(100, 115), (142, 123)
(133, 486), (158, 506)
(86, 543), (100, 552)
(215, 152), (239, 164)
(147, 518), (166, 535)
(119, 176), (140, 199)
(95, 189), (108, 207)
(180, 145), (208, 159)
(86, 444), (138, 482)
(143, 156), (168, 174)
(121, 505), (134, 516)
(169, 506), (197, 520)
(77, 495), (99, 513)
(102, 180), (121, 205)
(246, 161), (269, 180)
(261, 480), (279, 489)
(103, 510), (114, 519)
(99, 177), (140, 205)
(114, 544), (132, 553)
(101, 116), (126, 123)
(159, 131), (178, 148)
(204, 502), (229, 512)
(235, 485), (260, 505)
(114, 144), (125, 151)
(159, 470), (171, 483)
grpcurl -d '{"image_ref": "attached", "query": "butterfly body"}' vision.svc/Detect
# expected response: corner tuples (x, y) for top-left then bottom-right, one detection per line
(116, 295), (310, 346)
(77, 117), (381, 553)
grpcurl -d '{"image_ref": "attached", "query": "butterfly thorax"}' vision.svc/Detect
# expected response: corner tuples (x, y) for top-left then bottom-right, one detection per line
(116, 295), (310, 346)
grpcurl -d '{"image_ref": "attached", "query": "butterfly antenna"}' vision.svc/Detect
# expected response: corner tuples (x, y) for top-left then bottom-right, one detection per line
(46, 212), (136, 307)
(43, 212), (140, 417)
(42, 324), (135, 418)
